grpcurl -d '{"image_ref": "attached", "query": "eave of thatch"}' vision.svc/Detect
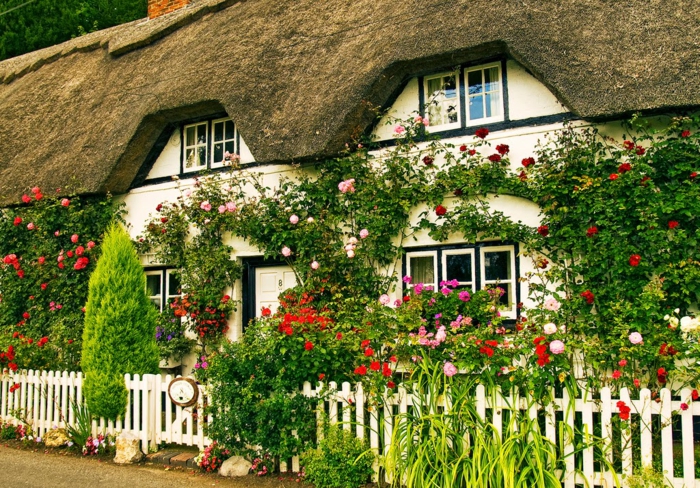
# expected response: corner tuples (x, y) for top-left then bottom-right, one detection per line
(0, 0), (699, 205)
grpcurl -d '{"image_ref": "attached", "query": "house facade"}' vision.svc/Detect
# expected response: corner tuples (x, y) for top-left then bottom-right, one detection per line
(1, 0), (699, 370)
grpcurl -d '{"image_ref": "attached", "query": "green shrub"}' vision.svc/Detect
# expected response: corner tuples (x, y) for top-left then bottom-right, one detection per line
(81, 223), (159, 420)
(0, 423), (18, 440)
(301, 423), (375, 488)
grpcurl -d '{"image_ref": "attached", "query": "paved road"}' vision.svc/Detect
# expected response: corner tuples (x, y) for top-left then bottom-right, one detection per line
(0, 445), (300, 488)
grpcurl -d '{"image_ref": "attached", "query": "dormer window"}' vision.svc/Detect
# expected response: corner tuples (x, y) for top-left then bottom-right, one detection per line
(184, 122), (208, 171)
(424, 71), (460, 130)
(423, 62), (504, 133)
(183, 118), (239, 173)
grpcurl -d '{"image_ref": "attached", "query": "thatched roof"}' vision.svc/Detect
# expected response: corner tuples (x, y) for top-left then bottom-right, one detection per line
(0, 0), (698, 204)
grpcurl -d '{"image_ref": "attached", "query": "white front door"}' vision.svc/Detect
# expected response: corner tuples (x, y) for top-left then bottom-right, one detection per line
(254, 265), (297, 316)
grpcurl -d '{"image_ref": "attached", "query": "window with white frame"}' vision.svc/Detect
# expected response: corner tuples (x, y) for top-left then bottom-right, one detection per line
(211, 118), (237, 169)
(421, 62), (505, 133)
(145, 269), (181, 312)
(183, 122), (208, 171)
(424, 71), (461, 130)
(405, 243), (517, 319)
(465, 63), (503, 124)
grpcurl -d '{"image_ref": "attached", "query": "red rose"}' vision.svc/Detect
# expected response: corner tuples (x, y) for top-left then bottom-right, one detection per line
(692, 389), (699, 400)
(487, 154), (502, 163)
(156, 204), (163, 212)
(586, 226), (598, 237)
(479, 346), (494, 358)
(640, 176), (651, 186)
(623, 140), (635, 151)
(668, 221), (679, 229)
(336, 332), (342, 340)
(468, 149), (476, 156)
(364, 348), (374, 357)
(657, 367), (667, 384)
(609, 173), (619, 180)
(35, 192), (43, 201)
(495, 144), (509, 155)
(387, 381), (396, 388)
(318, 373), (325, 381)
(402, 295), (410, 302)
(635, 146), (645, 156)
(361, 339), (371, 348)
(422, 156), (434, 166)
(537, 225), (549, 237)
(261, 307), (271, 317)
(41, 283), (47, 290)
(459, 144), (467, 152)
(629, 254), (641, 267)
(73, 257), (89, 270)
(618, 163), (632, 173)
(690, 172), (697, 179)
(680, 403), (689, 411)
(518, 171), (527, 181)
(354, 365), (367, 375)
(370, 361), (380, 371)
(681, 130), (691, 138)
(474, 128), (489, 139)
(521, 157), (535, 167)
(435, 205), (447, 216)
(580, 290), (594, 304)
(21, 194), (31, 204)
(67, 250), (74, 258)
(382, 363), (392, 377)
(304, 341), (314, 351)
(13, 217), (21, 226)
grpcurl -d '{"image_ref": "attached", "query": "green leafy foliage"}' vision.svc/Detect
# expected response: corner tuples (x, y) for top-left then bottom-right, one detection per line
(0, 0), (146, 61)
(81, 223), (159, 420)
(0, 191), (120, 371)
(301, 422), (375, 488)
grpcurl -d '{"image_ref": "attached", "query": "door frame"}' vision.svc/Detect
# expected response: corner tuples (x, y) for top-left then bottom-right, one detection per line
(241, 256), (291, 331)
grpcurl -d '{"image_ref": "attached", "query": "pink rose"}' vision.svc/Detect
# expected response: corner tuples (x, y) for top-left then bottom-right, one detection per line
(549, 340), (565, 354)
(281, 247), (291, 257)
(225, 202), (236, 212)
(443, 362), (458, 377)
(629, 332), (643, 344)
(54, 230), (60, 237)
(347, 250), (355, 258)
(200, 201), (212, 211)
(61, 199), (70, 207)
(31, 186), (40, 194)
(543, 297), (561, 311)
(290, 215), (299, 224)
(27, 223), (35, 230)
(338, 179), (356, 194)
(543, 323), (557, 335)
(359, 229), (369, 239)
(379, 294), (390, 306)
(87, 241), (95, 249)
(71, 234), (79, 243)
(218, 205), (226, 213)
(311, 261), (319, 270)
(307, 217), (314, 223)
(394, 125), (406, 135)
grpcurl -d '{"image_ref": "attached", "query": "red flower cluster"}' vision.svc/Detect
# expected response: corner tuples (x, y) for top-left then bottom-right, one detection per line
(422, 156), (434, 166)
(580, 290), (594, 304)
(618, 162), (632, 173)
(435, 205), (447, 216)
(495, 144), (509, 155)
(13, 217), (21, 226)
(657, 367), (667, 385)
(73, 257), (89, 270)
(487, 154), (502, 163)
(521, 157), (536, 167)
(537, 225), (549, 237)
(668, 220), (679, 229)
(609, 173), (619, 180)
(681, 130), (691, 138)
(617, 400), (631, 421)
(658, 343), (678, 356)
(9, 383), (20, 393)
(304, 341), (314, 351)
(629, 254), (641, 267)
(533, 336), (550, 367)
(586, 226), (598, 237)
(0, 345), (17, 372)
(475, 128), (489, 139)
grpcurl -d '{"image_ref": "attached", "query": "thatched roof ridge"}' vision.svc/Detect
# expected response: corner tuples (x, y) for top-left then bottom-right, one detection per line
(0, 0), (698, 204)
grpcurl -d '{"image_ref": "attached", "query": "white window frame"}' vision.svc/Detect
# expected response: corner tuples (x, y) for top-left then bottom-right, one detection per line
(442, 248), (476, 291)
(210, 117), (237, 169)
(183, 122), (209, 172)
(145, 269), (181, 312)
(480, 245), (517, 319)
(464, 62), (504, 126)
(405, 250), (438, 290)
(424, 70), (461, 132)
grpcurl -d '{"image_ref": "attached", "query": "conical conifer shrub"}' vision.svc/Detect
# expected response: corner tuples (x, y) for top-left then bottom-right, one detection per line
(81, 223), (159, 420)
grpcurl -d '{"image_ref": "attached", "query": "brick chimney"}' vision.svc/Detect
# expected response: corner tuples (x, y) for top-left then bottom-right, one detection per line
(148, 0), (191, 19)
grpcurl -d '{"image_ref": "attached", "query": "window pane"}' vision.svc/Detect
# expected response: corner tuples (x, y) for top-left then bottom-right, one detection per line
(410, 256), (435, 285)
(427, 78), (443, 98)
(485, 91), (501, 118)
(224, 120), (235, 140)
(426, 75), (459, 127)
(150, 297), (162, 310)
(484, 251), (511, 281)
(168, 273), (180, 296)
(185, 148), (195, 168)
(197, 124), (207, 144)
(197, 146), (207, 166)
(469, 95), (484, 120)
(446, 254), (472, 283)
(495, 283), (512, 309)
(146, 274), (161, 297)
(468, 70), (483, 94)
(484, 67), (500, 92)
(213, 143), (223, 164)
(225, 141), (235, 154)
(214, 121), (223, 142)
(185, 126), (195, 147)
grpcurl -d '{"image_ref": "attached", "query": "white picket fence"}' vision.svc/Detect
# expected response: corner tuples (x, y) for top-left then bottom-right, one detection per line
(0, 370), (209, 453)
(1, 369), (698, 487)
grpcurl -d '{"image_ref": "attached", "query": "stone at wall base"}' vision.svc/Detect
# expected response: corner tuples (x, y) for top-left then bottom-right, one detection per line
(114, 432), (145, 464)
(219, 456), (252, 477)
(44, 428), (70, 448)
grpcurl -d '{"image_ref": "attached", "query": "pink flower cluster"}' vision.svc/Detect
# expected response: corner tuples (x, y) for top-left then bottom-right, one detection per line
(338, 178), (356, 193)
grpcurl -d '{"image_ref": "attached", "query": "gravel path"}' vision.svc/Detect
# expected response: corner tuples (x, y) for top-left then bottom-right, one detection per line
(0, 445), (303, 488)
